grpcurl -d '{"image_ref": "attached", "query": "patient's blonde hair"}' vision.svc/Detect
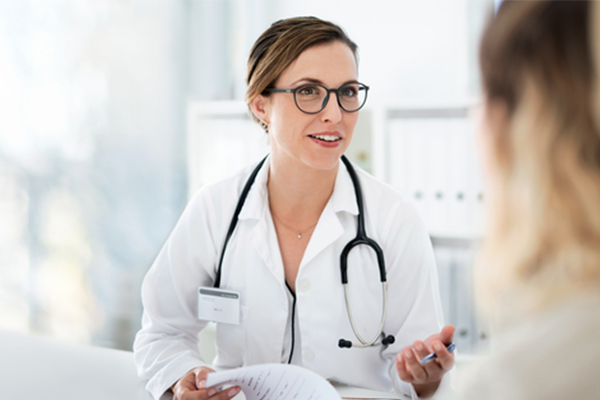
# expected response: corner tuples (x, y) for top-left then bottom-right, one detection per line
(477, 0), (600, 322)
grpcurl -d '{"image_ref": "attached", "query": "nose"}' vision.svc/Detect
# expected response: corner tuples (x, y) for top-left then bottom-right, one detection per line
(320, 91), (343, 123)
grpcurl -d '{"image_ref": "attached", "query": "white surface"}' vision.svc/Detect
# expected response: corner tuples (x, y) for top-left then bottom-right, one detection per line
(332, 382), (404, 399)
(0, 329), (427, 400)
(0, 329), (151, 400)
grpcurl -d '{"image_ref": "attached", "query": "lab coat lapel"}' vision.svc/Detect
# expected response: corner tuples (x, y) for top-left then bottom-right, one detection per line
(300, 161), (359, 269)
(239, 159), (286, 286)
(249, 214), (285, 286)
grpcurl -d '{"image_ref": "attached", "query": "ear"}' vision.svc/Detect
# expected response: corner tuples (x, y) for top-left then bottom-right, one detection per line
(249, 94), (270, 124)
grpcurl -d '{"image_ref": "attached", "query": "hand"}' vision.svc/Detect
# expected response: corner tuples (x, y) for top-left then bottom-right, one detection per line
(395, 325), (455, 398)
(172, 366), (242, 400)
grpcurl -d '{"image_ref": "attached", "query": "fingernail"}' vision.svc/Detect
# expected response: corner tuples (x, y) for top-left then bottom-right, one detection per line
(198, 380), (206, 389)
(228, 387), (241, 397)
(397, 353), (403, 362)
(434, 343), (442, 351)
(404, 350), (412, 359)
(415, 343), (423, 351)
(208, 388), (217, 396)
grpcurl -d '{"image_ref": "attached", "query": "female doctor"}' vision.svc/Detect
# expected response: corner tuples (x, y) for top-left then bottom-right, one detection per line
(134, 16), (455, 400)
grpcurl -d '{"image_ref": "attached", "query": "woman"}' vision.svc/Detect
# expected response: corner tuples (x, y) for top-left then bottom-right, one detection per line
(134, 17), (454, 400)
(459, 1), (600, 398)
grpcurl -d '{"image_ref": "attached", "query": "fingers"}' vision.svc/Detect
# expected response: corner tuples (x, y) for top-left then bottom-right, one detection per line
(174, 369), (202, 396)
(395, 337), (456, 385)
(208, 386), (242, 400)
(396, 352), (413, 382)
(174, 384), (242, 400)
(430, 340), (455, 371)
(424, 324), (455, 348)
(406, 342), (430, 382)
(174, 366), (237, 400)
(439, 325), (455, 344)
(417, 338), (454, 375)
(396, 346), (427, 383)
(193, 367), (216, 390)
(413, 340), (438, 377)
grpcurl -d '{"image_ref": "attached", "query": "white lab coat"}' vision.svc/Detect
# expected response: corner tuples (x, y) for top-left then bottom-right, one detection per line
(134, 157), (454, 400)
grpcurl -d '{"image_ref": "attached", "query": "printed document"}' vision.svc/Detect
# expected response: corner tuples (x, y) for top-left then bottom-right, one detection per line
(206, 363), (341, 400)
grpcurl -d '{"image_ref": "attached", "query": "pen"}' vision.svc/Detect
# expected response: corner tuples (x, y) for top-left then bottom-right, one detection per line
(419, 343), (456, 365)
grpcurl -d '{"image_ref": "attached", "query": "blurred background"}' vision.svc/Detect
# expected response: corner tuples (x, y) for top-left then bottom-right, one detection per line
(0, 0), (493, 355)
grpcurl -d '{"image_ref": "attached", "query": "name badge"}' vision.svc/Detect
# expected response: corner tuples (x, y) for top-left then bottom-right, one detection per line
(197, 287), (241, 325)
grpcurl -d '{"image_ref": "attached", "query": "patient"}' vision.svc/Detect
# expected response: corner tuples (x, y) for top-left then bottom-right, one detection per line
(458, 1), (600, 399)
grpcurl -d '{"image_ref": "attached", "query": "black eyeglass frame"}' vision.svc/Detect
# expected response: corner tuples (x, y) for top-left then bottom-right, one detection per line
(263, 82), (370, 115)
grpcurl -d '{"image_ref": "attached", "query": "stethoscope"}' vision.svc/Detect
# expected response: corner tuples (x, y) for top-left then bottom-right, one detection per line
(213, 155), (395, 349)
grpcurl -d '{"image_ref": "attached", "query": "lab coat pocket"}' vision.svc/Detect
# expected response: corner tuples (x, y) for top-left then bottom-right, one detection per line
(213, 304), (249, 367)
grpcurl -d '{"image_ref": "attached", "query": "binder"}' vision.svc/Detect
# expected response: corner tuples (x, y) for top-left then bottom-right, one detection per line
(447, 119), (470, 236)
(424, 119), (449, 235)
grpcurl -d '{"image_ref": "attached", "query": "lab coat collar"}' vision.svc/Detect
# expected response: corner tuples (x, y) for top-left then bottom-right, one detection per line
(237, 156), (361, 275)
(240, 156), (286, 286)
(330, 159), (360, 216)
(299, 160), (359, 268)
(237, 157), (270, 222)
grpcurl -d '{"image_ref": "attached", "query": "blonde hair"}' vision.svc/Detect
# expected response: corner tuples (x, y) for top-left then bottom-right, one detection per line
(245, 16), (358, 125)
(477, 1), (600, 322)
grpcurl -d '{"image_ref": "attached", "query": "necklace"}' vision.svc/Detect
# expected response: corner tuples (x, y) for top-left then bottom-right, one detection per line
(271, 211), (319, 239)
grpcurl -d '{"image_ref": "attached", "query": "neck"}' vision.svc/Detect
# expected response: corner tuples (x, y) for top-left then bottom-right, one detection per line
(267, 154), (339, 225)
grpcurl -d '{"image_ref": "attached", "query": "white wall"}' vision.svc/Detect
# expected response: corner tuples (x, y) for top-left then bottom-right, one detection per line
(187, 0), (492, 105)
(0, 0), (189, 349)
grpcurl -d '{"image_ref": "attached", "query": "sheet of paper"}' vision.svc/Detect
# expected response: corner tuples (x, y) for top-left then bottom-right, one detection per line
(206, 363), (341, 400)
(331, 382), (405, 399)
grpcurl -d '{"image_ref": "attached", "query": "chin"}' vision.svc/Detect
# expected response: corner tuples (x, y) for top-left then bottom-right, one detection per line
(303, 153), (343, 171)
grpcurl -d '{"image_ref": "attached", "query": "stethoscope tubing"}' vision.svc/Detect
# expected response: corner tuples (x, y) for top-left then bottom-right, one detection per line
(339, 156), (387, 284)
(215, 154), (392, 348)
(214, 156), (268, 288)
(343, 282), (388, 346)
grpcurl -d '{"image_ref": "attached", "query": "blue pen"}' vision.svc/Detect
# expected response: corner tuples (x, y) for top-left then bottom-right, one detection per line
(419, 343), (456, 365)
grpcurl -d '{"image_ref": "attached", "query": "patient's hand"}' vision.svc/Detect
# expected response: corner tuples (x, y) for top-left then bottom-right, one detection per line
(172, 366), (241, 400)
(395, 324), (455, 398)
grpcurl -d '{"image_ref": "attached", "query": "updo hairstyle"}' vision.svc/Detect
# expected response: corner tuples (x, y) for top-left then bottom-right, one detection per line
(245, 16), (358, 126)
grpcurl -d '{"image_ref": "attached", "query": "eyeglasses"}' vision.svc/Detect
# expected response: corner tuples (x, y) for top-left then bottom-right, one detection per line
(264, 82), (369, 114)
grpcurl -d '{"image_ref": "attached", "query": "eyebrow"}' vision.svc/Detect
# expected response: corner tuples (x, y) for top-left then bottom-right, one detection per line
(288, 78), (360, 87)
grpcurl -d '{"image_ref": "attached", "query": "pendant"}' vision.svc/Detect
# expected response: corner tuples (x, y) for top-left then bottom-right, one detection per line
(297, 233), (302, 239)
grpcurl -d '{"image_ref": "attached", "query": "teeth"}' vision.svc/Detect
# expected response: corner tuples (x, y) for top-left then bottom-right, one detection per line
(311, 135), (340, 142)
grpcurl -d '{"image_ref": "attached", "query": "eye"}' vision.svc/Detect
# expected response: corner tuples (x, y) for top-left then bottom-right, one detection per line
(297, 85), (321, 96)
(339, 85), (359, 98)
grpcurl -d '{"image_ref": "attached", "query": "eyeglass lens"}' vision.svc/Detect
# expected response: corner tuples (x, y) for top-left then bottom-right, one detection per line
(294, 83), (367, 113)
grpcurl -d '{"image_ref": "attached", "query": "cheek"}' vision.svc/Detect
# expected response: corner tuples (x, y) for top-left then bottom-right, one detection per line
(343, 113), (359, 137)
(475, 108), (503, 188)
(269, 110), (312, 145)
(476, 116), (493, 176)
(269, 99), (310, 131)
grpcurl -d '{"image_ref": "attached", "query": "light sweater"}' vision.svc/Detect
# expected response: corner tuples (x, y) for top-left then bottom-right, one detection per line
(457, 294), (600, 400)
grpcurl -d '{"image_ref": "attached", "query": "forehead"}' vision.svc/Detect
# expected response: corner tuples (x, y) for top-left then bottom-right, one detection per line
(275, 41), (358, 87)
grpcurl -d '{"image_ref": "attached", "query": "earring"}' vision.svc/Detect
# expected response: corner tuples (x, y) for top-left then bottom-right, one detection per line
(260, 121), (269, 134)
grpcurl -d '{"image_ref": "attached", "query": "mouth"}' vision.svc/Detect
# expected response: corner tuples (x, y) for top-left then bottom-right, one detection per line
(308, 134), (342, 143)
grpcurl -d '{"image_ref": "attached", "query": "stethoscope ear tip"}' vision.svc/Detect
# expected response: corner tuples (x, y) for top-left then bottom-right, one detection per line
(338, 339), (353, 348)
